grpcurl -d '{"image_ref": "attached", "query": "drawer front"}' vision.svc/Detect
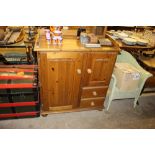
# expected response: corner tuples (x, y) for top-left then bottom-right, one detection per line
(80, 97), (104, 108)
(81, 87), (108, 99)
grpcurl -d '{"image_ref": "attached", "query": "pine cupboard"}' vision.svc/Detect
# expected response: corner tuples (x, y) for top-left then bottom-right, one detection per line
(35, 37), (119, 115)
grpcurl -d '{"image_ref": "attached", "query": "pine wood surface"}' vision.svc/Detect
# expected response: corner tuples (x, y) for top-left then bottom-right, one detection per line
(35, 35), (119, 114)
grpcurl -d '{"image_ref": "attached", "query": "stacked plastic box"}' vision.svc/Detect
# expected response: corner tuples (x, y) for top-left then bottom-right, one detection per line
(0, 65), (40, 120)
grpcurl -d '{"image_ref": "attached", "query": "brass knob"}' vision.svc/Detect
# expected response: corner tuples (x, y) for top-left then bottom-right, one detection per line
(91, 101), (95, 106)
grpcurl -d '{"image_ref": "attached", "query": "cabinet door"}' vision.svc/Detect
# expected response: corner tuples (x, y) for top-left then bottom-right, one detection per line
(83, 52), (117, 87)
(40, 52), (83, 111)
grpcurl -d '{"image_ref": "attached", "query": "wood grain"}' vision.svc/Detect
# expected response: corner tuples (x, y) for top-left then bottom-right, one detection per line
(81, 86), (108, 98)
(80, 97), (105, 108)
(40, 52), (83, 110)
(83, 52), (117, 87)
(36, 36), (118, 114)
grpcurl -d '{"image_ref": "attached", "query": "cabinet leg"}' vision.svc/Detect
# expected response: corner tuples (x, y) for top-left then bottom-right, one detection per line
(42, 114), (48, 117)
(98, 109), (103, 111)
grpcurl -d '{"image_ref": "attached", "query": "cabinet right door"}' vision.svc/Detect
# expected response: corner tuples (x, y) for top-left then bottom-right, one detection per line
(83, 52), (117, 87)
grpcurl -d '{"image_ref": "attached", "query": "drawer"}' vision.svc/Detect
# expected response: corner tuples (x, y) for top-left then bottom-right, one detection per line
(81, 87), (108, 99)
(80, 97), (104, 108)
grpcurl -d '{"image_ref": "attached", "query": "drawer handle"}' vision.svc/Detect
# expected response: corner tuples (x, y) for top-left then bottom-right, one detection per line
(87, 68), (92, 74)
(91, 101), (95, 106)
(77, 69), (81, 74)
(92, 91), (97, 96)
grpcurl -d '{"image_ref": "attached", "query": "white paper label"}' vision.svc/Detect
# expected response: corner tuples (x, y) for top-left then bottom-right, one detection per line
(132, 73), (140, 80)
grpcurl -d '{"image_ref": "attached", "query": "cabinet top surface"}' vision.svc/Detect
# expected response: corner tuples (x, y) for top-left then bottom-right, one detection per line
(34, 35), (119, 52)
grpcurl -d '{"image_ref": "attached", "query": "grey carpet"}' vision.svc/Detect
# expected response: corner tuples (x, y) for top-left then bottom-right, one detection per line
(0, 96), (155, 129)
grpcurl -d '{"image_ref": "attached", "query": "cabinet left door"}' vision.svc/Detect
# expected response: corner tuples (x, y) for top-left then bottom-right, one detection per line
(39, 52), (83, 112)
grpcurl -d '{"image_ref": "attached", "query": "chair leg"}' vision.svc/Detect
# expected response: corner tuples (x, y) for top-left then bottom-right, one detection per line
(106, 100), (112, 111)
(133, 97), (139, 108)
(105, 96), (113, 111)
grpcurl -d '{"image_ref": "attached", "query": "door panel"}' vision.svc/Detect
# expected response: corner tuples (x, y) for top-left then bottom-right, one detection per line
(42, 52), (83, 110)
(83, 52), (117, 87)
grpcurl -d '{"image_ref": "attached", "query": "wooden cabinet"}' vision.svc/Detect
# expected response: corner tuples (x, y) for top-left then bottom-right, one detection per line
(38, 51), (117, 114)
(34, 35), (119, 114)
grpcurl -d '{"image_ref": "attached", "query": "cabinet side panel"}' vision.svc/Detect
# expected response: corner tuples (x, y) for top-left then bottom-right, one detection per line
(39, 52), (49, 111)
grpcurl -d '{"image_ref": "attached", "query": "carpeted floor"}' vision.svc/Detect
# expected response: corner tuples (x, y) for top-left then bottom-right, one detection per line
(0, 95), (155, 129)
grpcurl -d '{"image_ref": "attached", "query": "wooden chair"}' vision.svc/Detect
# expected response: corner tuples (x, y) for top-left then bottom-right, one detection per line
(105, 50), (152, 111)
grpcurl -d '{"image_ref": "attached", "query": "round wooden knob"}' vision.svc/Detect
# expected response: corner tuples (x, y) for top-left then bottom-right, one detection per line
(91, 101), (95, 106)
(77, 69), (81, 74)
(92, 91), (97, 96)
(87, 68), (92, 74)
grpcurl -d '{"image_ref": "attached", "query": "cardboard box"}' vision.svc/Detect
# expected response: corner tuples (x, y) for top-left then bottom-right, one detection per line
(113, 63), (140, 91)
(88, 33), (98, 43)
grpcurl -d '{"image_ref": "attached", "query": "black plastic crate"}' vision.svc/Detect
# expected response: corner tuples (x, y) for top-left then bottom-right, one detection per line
(0, 64), (40, 120)
(0, 88), (38, 103)
(2, 53), (28, 65)
(15, 106), (36, 113)
(0, 111), (39, 120)
(0, 107), (12, 114)
(0, 97), (40, 120)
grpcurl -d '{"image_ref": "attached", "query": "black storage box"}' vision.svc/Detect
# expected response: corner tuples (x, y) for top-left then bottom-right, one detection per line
(0, 65), (40, 120)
